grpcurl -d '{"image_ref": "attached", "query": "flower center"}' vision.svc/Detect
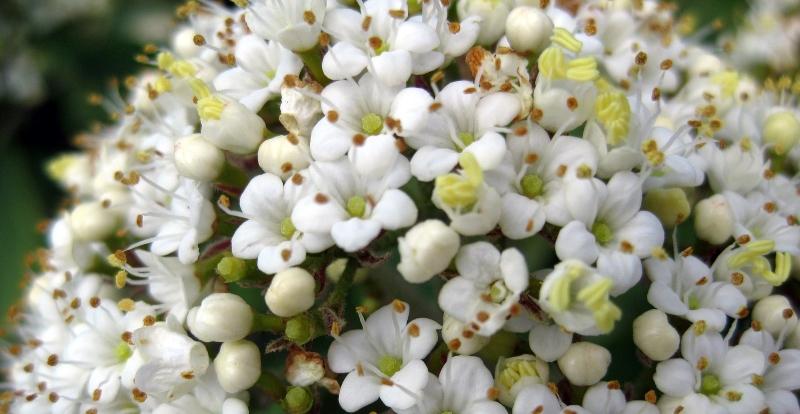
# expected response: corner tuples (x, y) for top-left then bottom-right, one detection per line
(115, 341), (133, 363)
(489, 280), (510, 303)
(440, 412), (454, 414)
(520, 174), (544, 198)
(361, 113), (384, 135)
(457, 132), (475, 148)
(378, 355), (403, 377)
(498, 359), (542, 390)
(280, 217), (296, 238)
(591, 221), (614, 245)
(700, 374), (722, 396)
(688, 294), (700, 310)
(346, 196), (367, 218)
(434, 153), (483, 210)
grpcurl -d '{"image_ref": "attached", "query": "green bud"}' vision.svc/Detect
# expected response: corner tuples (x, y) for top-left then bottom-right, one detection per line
(644, 188), (691, 229)
(283, 386), (314, 414)
(216, 256), (248, 283)
(285, 314), (314, 345)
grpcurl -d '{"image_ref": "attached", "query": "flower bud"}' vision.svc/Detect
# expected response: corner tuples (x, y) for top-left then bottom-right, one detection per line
(257, 135), (311, 180)
(285, 314), (315, 345)
(222, 398), (249, 414)
(495, 354), (549, 406)
(688, 53), (724, 78)
(457, 0), (513, 46)
(505, 6), (553, 53)
(752, 295), (798, 337)
(693, 194), (734, 245)
(214, 340), (261, 393)
(633, 309), (680, 361)
(174, 134), (226, 181)
(285, 348), (325, 386)
(397, 220), (460, 284)
(200, 95), (265, 154)
(265, 267), (316, 317)
(283, 386), (314, 414)
(557, 342), (611, 386)
(187, 293), (254, 342)
(763, 110), (800, 155)
(69, 201), (119, 242)
(644, 188), (691, 229)
(442, 313), (490, 355)
(216, 256), (248, 283)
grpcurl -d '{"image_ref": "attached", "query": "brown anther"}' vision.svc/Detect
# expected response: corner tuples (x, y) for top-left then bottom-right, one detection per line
(635, 51), (648, 65)
(620, 241), (634, 253)
(763, 202), (777, 213)
(281, 249), (292, 261)
(696, 276), (708, 286)
(525, 153), (539, 165)
(392, 299), (407, 313)
(680, 246), (694, 257)
(736, 234), (751, 245)
(687, 119), (702, 128)
(448, 22), (461, 34)
(47, 354), (58, 366)
(279, 162), (293, 173)
(652, 87), (661, 101)
(218, 194), (231, 209)
(531, 108), (544, 121)
(513, 126), (528, 136)
(287, 133), (300, 145)
(92, 388), (101, 401)
(314, 193), (329, 204)
(388, 9), (405, 18)
(380, 378), (394, 386)
(395, 137), (407, 152)
(352, 134), (366, 146)
(303, 10), (316, 25)
(476, 311), (489, 322)
(556, 164), (567, 177)
(121, 331), (133, 344)
(768, 352), (780, 365)
(429, 102), (443, 112)
(607, 380), (621, 390)
(566, 97), (578, 111)
(783, 308), (794, 320)
(751, 320), (762, 331)
(48, 392), (59, 403)
(181, 371), (195, 380)
(463, 87), (477, 94)
(132, 388), (147, 403)
(448, 338), (462, 350)
(70, 298), (81, 309)
(368, 36), (383, 51)
(737, 307), (749, 318)
(319, 32), (330, 47)
(291, 173), (305, 185)
(143, 315), (156, 326)
(730, 272), (744, 285)
(645, 390), (657, 404)
(192, 34), (206, 46)
(407, 323), (420, 337)
(462, 329), (474, 338)
(486, 387), (500, 400)
(660, 59), (673, 70)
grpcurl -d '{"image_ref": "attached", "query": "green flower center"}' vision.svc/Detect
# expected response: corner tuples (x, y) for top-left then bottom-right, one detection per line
(115, 341), (133, 363)
(280, 217), (296, 238)
(591, 221), (614, 246)
(346, 196), (367, 218)
(441, 412), (454, 414)
(688, 294), (701, 310)
(361, 113), (384, 135)
(457, 132), (475, 148)
(700, 374), (721, 396)
(520, 174), (544, 199)
(378, 355), (403, 377)
(489, 280), (510, 303)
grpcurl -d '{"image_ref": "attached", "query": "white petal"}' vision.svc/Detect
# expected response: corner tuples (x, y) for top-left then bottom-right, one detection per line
(647, 281), (689, 316)
(555, 221), (599, 264)
(394, 21), (440, 53)
(500, 193), (545, 240)
(371, 189), (418, 230)
(410, 146), (459, 181)
(463, 131), (507, 171)
(257, 240), (306, 274)
(322, 42), (369, 80)
(653, 359), (696, 397)
(349, 134), (400, 177)
(372, 50), (413, 86)
(475, 92), (521, 134)
(291, 194), (348, 234)
(403, 318), (441, 361)
(328, 330), (376, 373)
(512, 384), (562, 414)
(331, 218), (382, 252)
(339, 371), (381, 412)
(310, 118), (355, 161)
(501, 248), (529, 294)
(529, 323), (573, 362)
(596, 251), (642, 296)
(455, 241), (501, 284)
(718, 345), (765, 386)
(599, 171), (643, 228)
(614, 211), (665, 257)
(381, 360), (429, 410)
(231, 220), (283, 259)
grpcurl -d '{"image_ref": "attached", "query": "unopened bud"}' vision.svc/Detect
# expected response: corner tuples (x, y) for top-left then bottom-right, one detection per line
(763, 110), (800, 155)
(495, 354), (549, 406)
(644, 188), (691, 229)
(457, 0), (512, 46)
(283, 386), (314, 414)
(174, 134), (226, 181)
(257, 135), (311, 180)
(214, 340), (261, 393)
(633, 309), (680, 361)
(694, 194), (733, 245)
(397, 220), (460, 283)
(201, 97), (265, 154)
(505, 6), (553, 53)
(217, 256), (248, 283)
(69, 201), (119, 242)
(187, 293), (254, 342)
(558, 342), (611, 386)
(753, 295), (798, 337)
(265, 267), (316, 317)
(285, 314), (314, 345)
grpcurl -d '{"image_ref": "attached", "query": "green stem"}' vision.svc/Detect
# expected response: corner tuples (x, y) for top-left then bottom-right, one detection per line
(217, 160), (249, 188)
(298, 45), (330, 85)
(323, 258), (357, 308)
(252, 313), (285, 333)
(255, 370), (286, 401)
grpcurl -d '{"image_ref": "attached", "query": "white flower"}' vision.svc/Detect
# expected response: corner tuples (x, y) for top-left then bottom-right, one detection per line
(187, 293), (254, 342)
(257, 134), (312, 180)
(438, 242), (528, 336)
(512, 384), (564, 414)
(725, 191), (800, 256)
(441, 313), (491, 355)
(122, 250), (202, 322)
(291, 157), (417, 252)
(457, 0), (512, 46)
(539, 260), (621, 335)
(555, 171), (664, 295)
(494, 354), (549, 407)
(243, 0), (327, 52)
(191, 79), (266, 154)
(432, 152), (502, 236)
(406, 81), (519, 181)
(322, 0), (440, 85)
(739, 320), (800, 414)
(279, 76), (323, 137)
(414, 0), (481, 66)
(69, 201), (120, 242)
(396, 355), (507, 414)
(698, 139), (767, 194)
(327, 300), (440, 412)
(654, 325), (766, 414)
(173, 134), (226, 182)
(213, 34), (303, 112)
(644, 253), (748, 331)
(227, 172), (333, 274)
(397, 219), (461, 284)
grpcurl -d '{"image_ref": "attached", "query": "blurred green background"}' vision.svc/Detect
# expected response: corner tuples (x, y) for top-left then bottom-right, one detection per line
(0, 0), (748, 325)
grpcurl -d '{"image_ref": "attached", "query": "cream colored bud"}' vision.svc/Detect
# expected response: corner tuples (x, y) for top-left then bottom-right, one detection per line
(202, 98), (265, 154)
(257, 135), (311, 180)
(69, 201), (119, 242)
(187, 293), (254, 342)
(397, 220), (460, 284)
(174, 134), (226, 181)
(644, 188), (691, 229)
(753, 295), (798, 337)
(689, 53), (724, 78)
(442, 313), (490, 355)
(214, 340), (262, 393)
(763, 110), (800, 155)
(505, 6), (553, 53)
(633, 309), (680, 361)
(495, 354), (549, 406)
(265, 267), (316, 317)
(694, 194), (734, 245)
(457, 0), (513, 46)
(285, 348), (325, 386)
(558, 342), (611, 386)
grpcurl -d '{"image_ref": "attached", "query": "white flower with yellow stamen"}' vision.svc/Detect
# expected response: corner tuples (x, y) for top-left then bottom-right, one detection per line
(241, 0), (327, 53)
(190, 78), (266, 154)
(432, 152), (502, 236)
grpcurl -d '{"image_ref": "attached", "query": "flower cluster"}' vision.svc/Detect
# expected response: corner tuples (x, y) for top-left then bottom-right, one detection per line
(5, 0), (800, 413)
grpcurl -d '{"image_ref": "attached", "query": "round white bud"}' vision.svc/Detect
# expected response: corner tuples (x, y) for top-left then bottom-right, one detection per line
(201, 98), (265, 154)
(457, 0), (513, 46)
(257, 135), (311, 180)
(763, 110), (800, 155)
(505, 6), (553, 53)
(752, 295), (798, 337)
(688, 53), (724, 78)
(558, 342), (611, 386)
(174, 134), (226, 181)
(495, 354), (549, 406)
(222, 398), (249, 414)
(187, 293), (254, 342)
(214, 340), (262, 393)
(265, 267), (316, 317)
(442, 313), (490, 355)
(633, 309), (680, 361)
(694, 194), (734, 245)
(397, 220), (460, 284)
(69, 201), (119, 242)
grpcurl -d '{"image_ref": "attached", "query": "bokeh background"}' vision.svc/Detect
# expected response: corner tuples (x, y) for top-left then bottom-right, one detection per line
(0, 0), (748, 336)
